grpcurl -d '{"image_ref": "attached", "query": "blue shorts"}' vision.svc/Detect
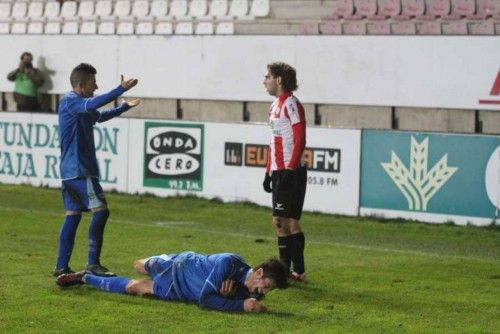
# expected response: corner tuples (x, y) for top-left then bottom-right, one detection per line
(144, 254), (180, 301)
(61, 177), (107, 212)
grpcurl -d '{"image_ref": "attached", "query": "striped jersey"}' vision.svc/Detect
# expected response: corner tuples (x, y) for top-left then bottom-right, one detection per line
(266, 91), (306, 173)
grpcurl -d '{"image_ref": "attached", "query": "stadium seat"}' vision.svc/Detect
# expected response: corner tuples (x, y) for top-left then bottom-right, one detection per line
(45, 21), (61, 34)
(77, 1), (96, 19)
(0, 2), (10, 18)
(330, 0), (355, 19)
(251, 0), (270, 17)
(319, 21), (342, 34)
(343, 21), (367, 34)
(62, 21), (79, 34)
(130, 0), (150, 18)
(442, 20), (467, 33)
(136, 0), (168, 32)
(149, 0), (169, 18)
(395, 0), (425, 20)
(95, 0), (113, 18)
(229, 0), (250, 18)
(0, 22), (9, 34)
(80, 21), (97, 34)
(391, 21), (417, 34)
(419, 0), (451, 19)
(366, 21), (391, 34)
(195, 21), (213, 34)
(136, 21), (154, 34)
(371, 0), (401, 19)
(348, 0), (377, 19)
(25, 1), (44, 22)
(117, 22), (134, 34)
(0, 2), (12, 31)
(300, 23), (319, 34)
(11, 2), (28, 20)
(446, 0), (475, 19)
(417, 21), (442, 34)
(44, 1), (61, 20)
(469, 19), (495, 34)
(101, 0), (131, 30)
(469, 0), (499, 19)
(189, 0), (208, 18)
(60, 1), (78, 20)
(175, 21), (193, 34)
(215, 21), (234, 34)
(28, 21), (44, 34)
(155, 21), (173, 34)
(10, 22), (27, 34)
(113, 0), (132, 18)
(98, 21), (115, 34)
(42, 1), (62, 35)
(170, 0), (189, 18)
(209, 0), (229, 17)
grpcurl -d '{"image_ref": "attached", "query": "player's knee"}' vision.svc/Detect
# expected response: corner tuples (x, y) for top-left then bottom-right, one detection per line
(126, 280), (140, 294)
(289, 219), (302, 234)
(134, 259), (146, 274)
(272, 217), (288, 234)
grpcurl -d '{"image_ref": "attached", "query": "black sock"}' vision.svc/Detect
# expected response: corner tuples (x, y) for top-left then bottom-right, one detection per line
(290, 232), (305, 274)
(278, 236), (292, 272)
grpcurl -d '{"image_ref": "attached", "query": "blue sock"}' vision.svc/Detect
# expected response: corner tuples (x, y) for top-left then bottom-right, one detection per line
(84, 274), (130, 294)
(88, 209), (109, 265)
(55, 214), (82, 270)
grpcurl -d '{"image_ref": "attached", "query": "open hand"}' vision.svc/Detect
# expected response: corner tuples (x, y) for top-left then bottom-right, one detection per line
(243, 298), (267, 313)
(121, 74), (138, 90)
(120, 98), (141, 108)
(219, 279), (236, 297)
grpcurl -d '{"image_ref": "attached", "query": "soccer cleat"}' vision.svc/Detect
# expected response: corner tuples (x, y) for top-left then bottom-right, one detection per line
(56, 271), (85, 287)
(290, 271), (307, 283)
(85, 264), (116, 277)
(53, 267), (75, 277)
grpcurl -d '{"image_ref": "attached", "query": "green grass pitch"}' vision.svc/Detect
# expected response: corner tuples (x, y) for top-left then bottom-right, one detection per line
(0, 184), (499, 333)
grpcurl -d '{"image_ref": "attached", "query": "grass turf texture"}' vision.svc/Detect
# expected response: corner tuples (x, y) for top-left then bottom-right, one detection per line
(0, 184), (499, 333)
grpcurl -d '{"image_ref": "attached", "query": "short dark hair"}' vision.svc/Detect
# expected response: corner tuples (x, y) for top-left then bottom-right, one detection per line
(20, 52), (33, 60)
(267, 62), (298, 92)
(70, 63), (97, 88)
(255, 258), (289, 289)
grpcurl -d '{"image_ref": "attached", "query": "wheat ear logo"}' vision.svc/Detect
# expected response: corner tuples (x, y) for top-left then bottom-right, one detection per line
(381, 137), (458, 211)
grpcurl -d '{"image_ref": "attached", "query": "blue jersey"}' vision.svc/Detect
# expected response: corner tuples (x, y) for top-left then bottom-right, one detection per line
(58, 85), (129, 180)
(148, 252), (253, 312)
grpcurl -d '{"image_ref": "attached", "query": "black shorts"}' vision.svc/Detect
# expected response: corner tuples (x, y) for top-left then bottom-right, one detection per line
(271, 166), (307, 220)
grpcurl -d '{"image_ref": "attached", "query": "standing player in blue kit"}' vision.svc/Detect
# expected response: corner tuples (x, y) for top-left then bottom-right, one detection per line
(54, 63), (140, 277)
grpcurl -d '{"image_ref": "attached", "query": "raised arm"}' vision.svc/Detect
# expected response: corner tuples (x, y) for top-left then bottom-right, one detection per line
(7, 68), (19, 82)
(91, 98), (141, 123)
(83, 75), (138, 111)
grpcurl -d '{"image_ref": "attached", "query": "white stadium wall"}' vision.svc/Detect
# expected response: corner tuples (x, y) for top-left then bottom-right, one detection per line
(0, 35), (499, 110)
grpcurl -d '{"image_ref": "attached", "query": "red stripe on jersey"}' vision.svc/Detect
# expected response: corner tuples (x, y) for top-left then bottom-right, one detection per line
(274, 136), (285, 170)
(288, 122), (306, 169)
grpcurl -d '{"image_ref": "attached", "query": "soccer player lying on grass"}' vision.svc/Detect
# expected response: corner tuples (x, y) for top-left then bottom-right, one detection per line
(56, 251), (289, 313)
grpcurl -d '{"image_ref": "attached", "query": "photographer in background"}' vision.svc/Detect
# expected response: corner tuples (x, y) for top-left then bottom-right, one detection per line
(7, 52), (45, 112)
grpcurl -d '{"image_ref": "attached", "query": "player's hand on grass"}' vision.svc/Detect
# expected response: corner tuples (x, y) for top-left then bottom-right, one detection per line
(121, 74), (138, 90)
(219, 279), (236, 297)
(244, 298), (267, 313)
(262, 174), (272, 193)
(120, 98), (141, 108)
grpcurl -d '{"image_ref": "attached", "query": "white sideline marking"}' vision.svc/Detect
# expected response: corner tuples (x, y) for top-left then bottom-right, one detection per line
(0, 205), (497, 263)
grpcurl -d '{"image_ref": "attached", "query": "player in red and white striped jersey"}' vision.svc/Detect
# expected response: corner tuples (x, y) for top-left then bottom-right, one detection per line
(262, 62), (307, 282)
